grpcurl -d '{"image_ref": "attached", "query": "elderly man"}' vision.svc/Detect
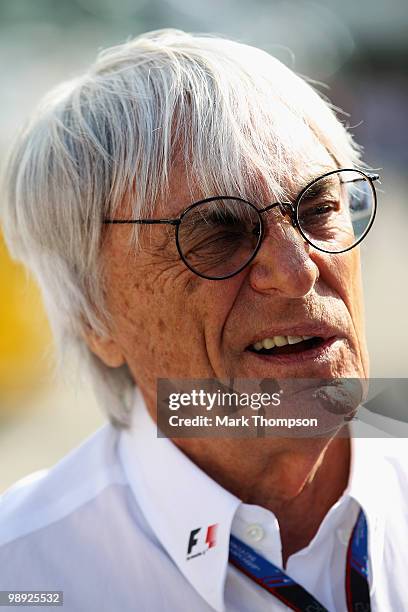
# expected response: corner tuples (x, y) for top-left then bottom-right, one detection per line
(0, 29), (406, 612)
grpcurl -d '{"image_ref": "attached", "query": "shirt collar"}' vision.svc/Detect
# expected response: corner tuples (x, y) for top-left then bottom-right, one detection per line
(118, 390), (387, 610)
(118, 386), (240, 612)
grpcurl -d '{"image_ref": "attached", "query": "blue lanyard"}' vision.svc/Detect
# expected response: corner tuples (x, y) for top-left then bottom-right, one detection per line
(229, 509), (370, 612)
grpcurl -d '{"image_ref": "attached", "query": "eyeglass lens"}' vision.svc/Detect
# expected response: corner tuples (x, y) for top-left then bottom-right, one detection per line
(177, 198), (261, 279)
(296, 170), (375, 254)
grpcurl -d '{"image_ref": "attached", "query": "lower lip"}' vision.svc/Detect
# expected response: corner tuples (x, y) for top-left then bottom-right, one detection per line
(246, 337), (339, 365)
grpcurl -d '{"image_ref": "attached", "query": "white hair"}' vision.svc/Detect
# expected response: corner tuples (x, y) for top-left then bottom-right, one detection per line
(1, 29), (363, 428)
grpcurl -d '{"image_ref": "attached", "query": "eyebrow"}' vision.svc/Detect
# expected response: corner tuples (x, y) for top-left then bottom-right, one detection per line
(298, 175), (339, 200)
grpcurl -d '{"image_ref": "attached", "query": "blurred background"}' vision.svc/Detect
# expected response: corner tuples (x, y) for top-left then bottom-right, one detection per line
(0, 0), (407, 493)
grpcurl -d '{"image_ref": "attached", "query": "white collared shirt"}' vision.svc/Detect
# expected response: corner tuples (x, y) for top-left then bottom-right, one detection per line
(0, 388), (407, 612)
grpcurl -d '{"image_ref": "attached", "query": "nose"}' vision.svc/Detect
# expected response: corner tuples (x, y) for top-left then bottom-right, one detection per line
(248, 210), (320, 297)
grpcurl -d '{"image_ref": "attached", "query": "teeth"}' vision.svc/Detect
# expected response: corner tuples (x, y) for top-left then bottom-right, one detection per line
(252, 335), (315, 352)
(262, 338), (275, 349)
(288, 335), (303, 344)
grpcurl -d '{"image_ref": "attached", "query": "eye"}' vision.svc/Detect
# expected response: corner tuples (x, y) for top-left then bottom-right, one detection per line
(298, 200), (340, 226)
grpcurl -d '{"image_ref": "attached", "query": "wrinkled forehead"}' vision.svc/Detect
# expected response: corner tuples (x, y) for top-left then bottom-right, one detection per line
(157, 130), (338, 218)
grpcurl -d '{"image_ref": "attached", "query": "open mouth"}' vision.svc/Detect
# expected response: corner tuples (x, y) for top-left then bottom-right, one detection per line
(247, 335), (328, 356)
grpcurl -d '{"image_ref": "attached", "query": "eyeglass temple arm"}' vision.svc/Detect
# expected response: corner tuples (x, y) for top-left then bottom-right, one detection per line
(342, 173), (380, 184)
(103, 218), (180, 225)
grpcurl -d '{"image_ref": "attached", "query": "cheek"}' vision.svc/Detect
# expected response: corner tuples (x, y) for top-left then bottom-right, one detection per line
(313, 250), (366, 338)
(108, 262), (214, 385)
(103, 225), (245, 384)
(312, 250), (369, 377)
(333, 252), (363, 326)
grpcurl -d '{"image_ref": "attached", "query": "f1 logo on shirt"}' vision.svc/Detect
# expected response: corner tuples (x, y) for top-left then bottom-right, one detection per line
(186, 524), (218, 560)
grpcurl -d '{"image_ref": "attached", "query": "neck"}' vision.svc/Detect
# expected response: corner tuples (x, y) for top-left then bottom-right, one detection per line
(173, 433), (351, 567)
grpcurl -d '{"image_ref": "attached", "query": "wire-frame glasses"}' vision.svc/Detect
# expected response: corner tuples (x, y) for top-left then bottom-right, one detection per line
(103, 168), (380, 280)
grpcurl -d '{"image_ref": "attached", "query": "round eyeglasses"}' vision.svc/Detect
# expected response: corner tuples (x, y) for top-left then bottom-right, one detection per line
(104, 168), (379, 281)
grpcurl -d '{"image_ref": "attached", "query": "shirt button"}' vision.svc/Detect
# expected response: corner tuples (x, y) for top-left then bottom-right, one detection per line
(246, 524), (265, 542)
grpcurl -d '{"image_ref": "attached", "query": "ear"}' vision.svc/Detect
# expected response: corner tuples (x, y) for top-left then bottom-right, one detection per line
(82, 326), (126, 368)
